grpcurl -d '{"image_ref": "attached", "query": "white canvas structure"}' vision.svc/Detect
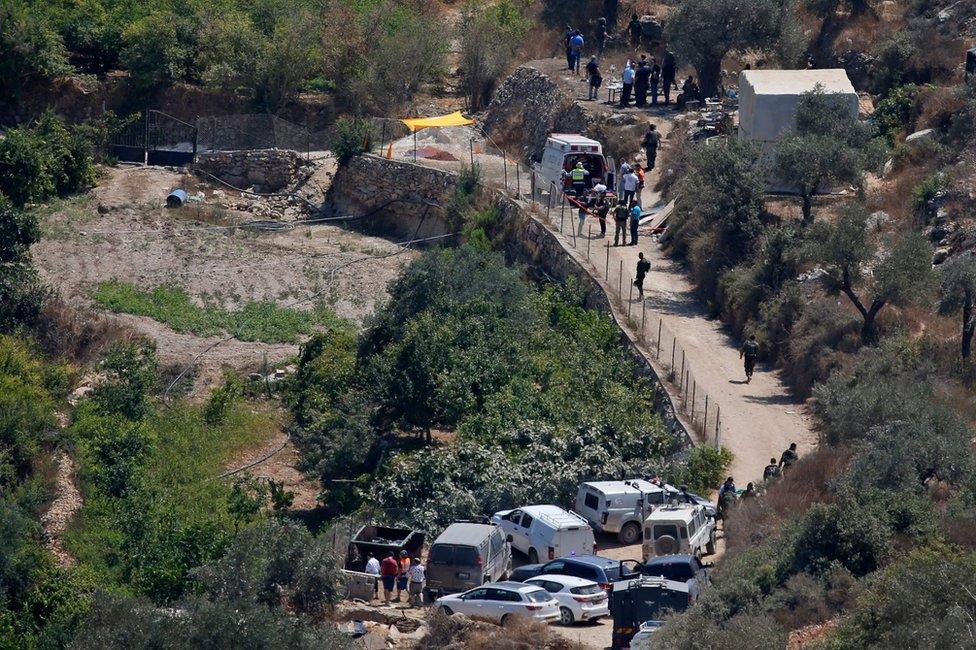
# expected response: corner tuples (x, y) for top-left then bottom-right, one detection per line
(738, 69), (858, 145)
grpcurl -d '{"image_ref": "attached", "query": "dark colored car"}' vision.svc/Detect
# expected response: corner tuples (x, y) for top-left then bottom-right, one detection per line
(509, 555), (641, 591)
(640, 554), (710, 591)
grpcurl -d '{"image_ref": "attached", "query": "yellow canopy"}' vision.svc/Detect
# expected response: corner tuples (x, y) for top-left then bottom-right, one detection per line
(400, 111), (476, 132)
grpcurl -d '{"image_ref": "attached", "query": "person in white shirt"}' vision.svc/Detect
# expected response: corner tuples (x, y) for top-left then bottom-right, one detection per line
(617, 162), (631, 200)
(619, 62), (635, 107)
(622, 170), (639, 206)
(407, 559), (426, 606)
(364, 553), (381, 600)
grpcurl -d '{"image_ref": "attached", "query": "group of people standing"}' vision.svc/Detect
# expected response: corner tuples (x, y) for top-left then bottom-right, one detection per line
(718, 443), (800, 517)
(616, 51), (678, 108)
(365, 550), (426, 606)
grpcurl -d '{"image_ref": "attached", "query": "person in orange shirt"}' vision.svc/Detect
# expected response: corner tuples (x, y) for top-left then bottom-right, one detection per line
(633, 163), (645, 191)
(396, 550), (411, 602)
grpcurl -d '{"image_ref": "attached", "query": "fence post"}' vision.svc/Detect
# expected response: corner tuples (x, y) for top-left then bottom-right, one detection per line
(703, 395), (709, 435)
(546, 180), (552, 221)
(605, 243), (610, 278)
(628, 280), (633, 317)
(657, 319), (662, 357)
(715, 407), (721, 449)
(560, 192), (566, 232)
(680, 350), (686, 391)
(618, 260), (623, 298)
(641, 302), (646, 341)
(503, 154), (508, 190)
(670, 338), (676, 372)
(143, 108), (150, 165)
(516, 162), (521, 198)
(691, 381), (696, 424)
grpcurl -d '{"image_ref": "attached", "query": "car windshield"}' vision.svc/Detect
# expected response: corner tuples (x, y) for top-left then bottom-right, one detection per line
(645, 563), (694, 581)
(526, 590), (552, 603)
(571, 584), (603, 595)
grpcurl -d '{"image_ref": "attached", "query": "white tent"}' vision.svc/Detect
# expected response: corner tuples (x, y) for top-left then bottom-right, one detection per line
(738, 69), (858, 145)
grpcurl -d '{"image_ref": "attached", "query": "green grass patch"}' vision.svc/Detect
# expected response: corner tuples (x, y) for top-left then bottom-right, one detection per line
(65, 401), (276, 601)
(91, 280), (347, 344)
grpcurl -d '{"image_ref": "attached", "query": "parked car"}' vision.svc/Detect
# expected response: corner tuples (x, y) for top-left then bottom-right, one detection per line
(434, 582), (560, 626)
(640, 555), (711, 592)
(492, 505), (596, 564)
(642, 503), (716, 561)
(629, 620), (664, 649)
(509, 554), (641, 592)
(424, 522), (512, 600)
(574, 480), (716, 545)
(525, 574), (610, 625)
(611, 577), (694, 648)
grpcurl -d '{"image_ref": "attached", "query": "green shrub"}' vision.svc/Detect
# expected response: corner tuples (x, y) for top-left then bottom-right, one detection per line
(120, 12), (192, 92)
(873, 84), (921, 141)
(0, 111), (96, 207)
(88, 340), (158, 421)
(331, 118), (372, 166)
(911, 173), (946, 214)
(0, 2), (70, 101)
(73, 412), (155, 498)
(678, 445), (735, 494)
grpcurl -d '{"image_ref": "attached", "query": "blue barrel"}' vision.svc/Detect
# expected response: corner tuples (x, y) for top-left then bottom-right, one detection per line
(166, 188), (188, 208)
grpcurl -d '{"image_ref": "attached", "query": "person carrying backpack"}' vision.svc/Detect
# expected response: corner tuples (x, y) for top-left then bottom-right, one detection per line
(739, 334), (759, 383)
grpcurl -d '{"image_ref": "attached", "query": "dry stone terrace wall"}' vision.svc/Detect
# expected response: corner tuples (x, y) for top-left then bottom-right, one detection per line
(195, 149), (312, 193)
(325, 154), (689, 443)
(481, 65), (593, 161)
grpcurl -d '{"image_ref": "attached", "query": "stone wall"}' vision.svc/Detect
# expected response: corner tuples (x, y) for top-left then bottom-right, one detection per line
(195, 149), (311, 193)
(481, 66), (593, 161)
(324, 155), (690, 443)
(322, 155), (456, 240)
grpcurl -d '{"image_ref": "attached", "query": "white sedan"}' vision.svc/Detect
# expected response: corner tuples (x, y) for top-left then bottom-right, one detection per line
(434, 581), (560, 625)
(525, 574), (611, 625)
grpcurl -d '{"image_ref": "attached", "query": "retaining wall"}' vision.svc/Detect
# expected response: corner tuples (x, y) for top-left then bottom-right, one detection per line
(195, 149), (311, 192)
(324, 154), (690, 443)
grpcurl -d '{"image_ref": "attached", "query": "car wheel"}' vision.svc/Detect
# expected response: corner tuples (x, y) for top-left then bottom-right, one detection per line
(559, 606), (576, 626)
(440, 606), (453, 616)
(528, 548), (539, 564)
(618, 522), (641, 545)
(500, 614), (512, 627)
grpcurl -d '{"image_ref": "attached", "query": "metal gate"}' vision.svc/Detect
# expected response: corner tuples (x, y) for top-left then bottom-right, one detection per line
(111, 110), (198, 166)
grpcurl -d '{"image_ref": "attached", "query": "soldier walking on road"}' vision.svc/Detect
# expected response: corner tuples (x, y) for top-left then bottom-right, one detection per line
(613, 201), (629, 246)
(642, 124), (661, 170)
(739, 334), (759, 383)
(780, 443), (799, 470)
(634, 252), (651, 299)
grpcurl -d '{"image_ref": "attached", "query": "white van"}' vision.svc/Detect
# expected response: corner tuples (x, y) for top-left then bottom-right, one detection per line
(642, 503), (716, 561)
(492, 505), (596, 564)
(535, 134), (612, 194)
(574, 480), (670, 545)
(575, 480), (717, 545)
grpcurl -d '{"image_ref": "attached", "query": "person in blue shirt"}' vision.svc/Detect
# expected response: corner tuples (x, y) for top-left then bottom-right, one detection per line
(569, 31), (585, 74)
(629, 201), (641, 245)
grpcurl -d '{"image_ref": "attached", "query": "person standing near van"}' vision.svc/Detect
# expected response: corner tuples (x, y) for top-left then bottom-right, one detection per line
(396, 550), (411, 602)
(365, 552), (381, 601)
(629, 201), (641, 245)
(407, 559), (425, 606)
(595, 196), (610, 236)
(380, 552), (398, 604)
(622, 168), (639, 206)
(613, 201), (629, 246)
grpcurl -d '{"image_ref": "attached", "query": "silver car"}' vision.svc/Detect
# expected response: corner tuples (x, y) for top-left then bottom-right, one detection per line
(434, 582), (560, 625)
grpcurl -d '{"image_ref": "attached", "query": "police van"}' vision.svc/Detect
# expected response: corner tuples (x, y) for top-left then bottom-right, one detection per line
(535, 134), (613, 194)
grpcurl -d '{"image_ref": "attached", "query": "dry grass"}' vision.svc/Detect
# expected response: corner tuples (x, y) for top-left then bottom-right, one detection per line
(32, 297), (138, 363)
(724, 448), (851, 552)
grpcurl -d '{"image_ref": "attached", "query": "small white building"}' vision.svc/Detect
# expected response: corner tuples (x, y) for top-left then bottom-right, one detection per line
(738, 69), (859, 147)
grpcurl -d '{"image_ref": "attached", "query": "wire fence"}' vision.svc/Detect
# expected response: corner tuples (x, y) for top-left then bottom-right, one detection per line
(524, 172), (725, 450)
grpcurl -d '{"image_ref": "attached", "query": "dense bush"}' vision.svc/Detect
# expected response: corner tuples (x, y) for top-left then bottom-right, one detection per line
(0, 2), (70, 101)
(292, 246), (717, 530)
(0, 111), (96, 208)
(457, 0), (531, 110)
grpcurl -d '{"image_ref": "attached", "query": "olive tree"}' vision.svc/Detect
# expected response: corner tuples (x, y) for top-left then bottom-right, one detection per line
(806, 205), (935, 344)
(939, 252), (976, 359)
(664, 0), (801, 98)
(774, 87), (885, 225)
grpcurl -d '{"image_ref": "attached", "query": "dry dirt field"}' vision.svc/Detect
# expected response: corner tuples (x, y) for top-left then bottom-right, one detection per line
(32, 164), (418, 395)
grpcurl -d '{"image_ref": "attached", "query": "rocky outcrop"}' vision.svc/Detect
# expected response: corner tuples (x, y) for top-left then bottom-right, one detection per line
(195, 149), (311, 193)
(481, 66), (593, 161)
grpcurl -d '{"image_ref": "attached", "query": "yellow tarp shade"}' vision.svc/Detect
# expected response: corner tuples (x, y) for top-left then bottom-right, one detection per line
(400, 111), (475, 132)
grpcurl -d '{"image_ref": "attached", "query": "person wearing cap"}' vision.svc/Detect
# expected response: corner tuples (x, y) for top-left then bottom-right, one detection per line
(396, 550), (411, 602)
(407, 558), (426, 606)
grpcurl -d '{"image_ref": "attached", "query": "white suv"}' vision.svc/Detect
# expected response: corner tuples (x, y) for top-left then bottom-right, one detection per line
(492, 505), (595, 564)
(642, 503), (716, 561)
(434, 582), (559, 625)
(525, 574), (610, 625)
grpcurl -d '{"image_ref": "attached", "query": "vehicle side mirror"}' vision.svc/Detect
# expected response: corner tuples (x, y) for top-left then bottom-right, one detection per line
(506, 535), (513, 543)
